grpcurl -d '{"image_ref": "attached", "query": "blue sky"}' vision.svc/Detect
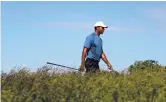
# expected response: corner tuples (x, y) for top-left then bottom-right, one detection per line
(2, 1), (166, 73)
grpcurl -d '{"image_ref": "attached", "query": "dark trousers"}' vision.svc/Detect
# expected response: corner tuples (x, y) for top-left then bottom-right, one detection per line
(85, 58), (99, 73)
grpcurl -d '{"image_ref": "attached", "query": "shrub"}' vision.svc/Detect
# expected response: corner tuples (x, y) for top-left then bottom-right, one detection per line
(1, 60), (166, 102)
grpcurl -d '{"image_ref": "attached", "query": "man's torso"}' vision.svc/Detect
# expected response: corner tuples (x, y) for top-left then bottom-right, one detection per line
(84, 32), (103, 62)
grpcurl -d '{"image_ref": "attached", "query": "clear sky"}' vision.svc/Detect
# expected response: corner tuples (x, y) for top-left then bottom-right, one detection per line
(2, 1), (166, 73)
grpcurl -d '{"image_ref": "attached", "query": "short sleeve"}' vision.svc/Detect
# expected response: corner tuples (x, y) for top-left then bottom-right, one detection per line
(84, 36), (93, 48)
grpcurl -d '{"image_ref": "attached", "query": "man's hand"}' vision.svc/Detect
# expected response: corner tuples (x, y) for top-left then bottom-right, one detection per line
(107, 63), (113, 70)
(79, 63), (85, 72)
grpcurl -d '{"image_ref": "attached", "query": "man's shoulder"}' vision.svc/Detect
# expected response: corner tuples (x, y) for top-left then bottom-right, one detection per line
(86, 32), (95, 39)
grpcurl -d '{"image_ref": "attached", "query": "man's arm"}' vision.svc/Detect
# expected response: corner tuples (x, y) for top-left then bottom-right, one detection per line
(79, 47), (89, 71)
(81, 47), (89, 66)
(80, 35), (92, 71)
(101, 52), (109, 65)
(101, 52), (113, 69)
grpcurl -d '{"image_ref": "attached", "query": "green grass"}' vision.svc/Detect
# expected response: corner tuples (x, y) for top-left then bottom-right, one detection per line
(1, 66), (166, 102)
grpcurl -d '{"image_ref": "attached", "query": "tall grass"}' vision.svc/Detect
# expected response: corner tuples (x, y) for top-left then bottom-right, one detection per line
(1, 66), (166, 102)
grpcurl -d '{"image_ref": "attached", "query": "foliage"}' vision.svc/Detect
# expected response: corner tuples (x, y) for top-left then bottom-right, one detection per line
(128, 60), (165, 73)
(1, 60), (166, 102)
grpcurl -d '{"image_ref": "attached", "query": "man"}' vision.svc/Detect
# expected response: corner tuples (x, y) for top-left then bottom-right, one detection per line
(79, 21), (113, 73)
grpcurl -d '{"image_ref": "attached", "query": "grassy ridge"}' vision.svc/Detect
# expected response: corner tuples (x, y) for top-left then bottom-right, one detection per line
(1, 66), (166, 102)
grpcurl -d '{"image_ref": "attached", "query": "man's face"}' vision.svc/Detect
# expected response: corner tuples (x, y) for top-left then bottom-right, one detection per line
(97, 26), (105, 34)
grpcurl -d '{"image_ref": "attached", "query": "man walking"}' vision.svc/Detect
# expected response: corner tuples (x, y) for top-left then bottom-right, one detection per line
(80, 21), (113, 73)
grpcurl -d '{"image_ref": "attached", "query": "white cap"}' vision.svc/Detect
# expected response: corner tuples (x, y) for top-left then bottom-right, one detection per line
(94, 21), (108, 28)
